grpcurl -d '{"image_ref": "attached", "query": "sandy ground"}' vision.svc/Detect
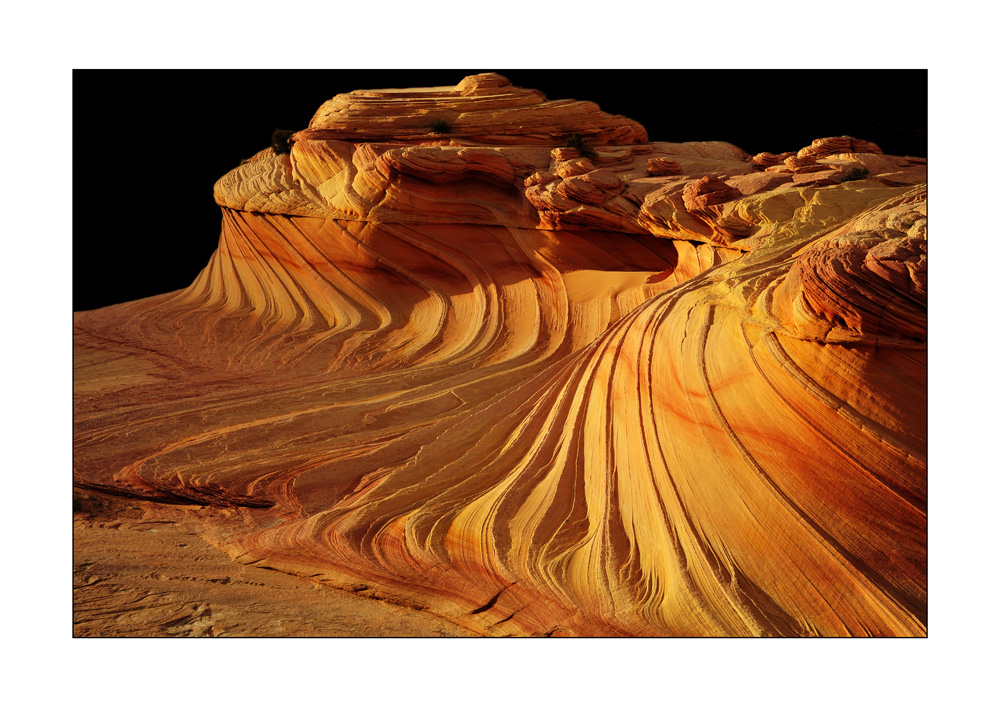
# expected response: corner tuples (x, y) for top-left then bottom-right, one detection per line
(73, 490), (479, 637)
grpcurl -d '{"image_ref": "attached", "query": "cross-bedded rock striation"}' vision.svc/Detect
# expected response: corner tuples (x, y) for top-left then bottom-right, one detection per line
(74, 73), (926, 637)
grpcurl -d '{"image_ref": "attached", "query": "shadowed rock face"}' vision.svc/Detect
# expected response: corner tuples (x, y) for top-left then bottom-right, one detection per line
(74, 73), (926, 637)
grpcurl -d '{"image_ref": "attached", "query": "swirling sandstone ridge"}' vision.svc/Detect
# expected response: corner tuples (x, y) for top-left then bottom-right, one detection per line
(74, 73), (927, 637)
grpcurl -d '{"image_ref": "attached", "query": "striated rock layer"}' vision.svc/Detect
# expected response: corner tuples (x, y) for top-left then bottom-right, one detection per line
(74, 74), (926, 637)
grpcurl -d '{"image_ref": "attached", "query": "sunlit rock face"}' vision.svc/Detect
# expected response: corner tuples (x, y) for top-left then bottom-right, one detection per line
(74, 73), (926, 637)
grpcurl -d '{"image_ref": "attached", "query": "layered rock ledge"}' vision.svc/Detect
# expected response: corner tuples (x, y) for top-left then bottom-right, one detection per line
(74, 74), (926, 637)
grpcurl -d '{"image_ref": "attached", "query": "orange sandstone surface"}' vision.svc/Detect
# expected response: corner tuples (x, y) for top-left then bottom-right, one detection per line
(74, 73), (927, 637)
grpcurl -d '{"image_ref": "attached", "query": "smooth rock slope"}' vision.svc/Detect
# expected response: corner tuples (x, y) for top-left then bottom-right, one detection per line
(74, 73), (926, 637)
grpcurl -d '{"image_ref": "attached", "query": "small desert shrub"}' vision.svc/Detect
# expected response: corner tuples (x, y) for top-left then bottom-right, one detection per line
(565, 132), (596, 157)
(841, 166), (869, 182)
(271, 128), (295, 154)
(429, 118), (452, 133)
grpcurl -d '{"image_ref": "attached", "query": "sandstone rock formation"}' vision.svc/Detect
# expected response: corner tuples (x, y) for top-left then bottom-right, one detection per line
(74, 73), (927, 637)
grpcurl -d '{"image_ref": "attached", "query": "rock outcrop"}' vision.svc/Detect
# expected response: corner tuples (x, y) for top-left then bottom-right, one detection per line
(74, 73), (927, 637)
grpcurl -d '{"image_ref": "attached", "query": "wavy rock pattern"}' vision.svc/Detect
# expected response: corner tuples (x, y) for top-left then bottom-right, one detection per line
(74, 74), (926, 637)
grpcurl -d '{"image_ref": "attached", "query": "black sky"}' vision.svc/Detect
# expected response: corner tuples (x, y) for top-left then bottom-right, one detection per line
(73, 69), (927, 312)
